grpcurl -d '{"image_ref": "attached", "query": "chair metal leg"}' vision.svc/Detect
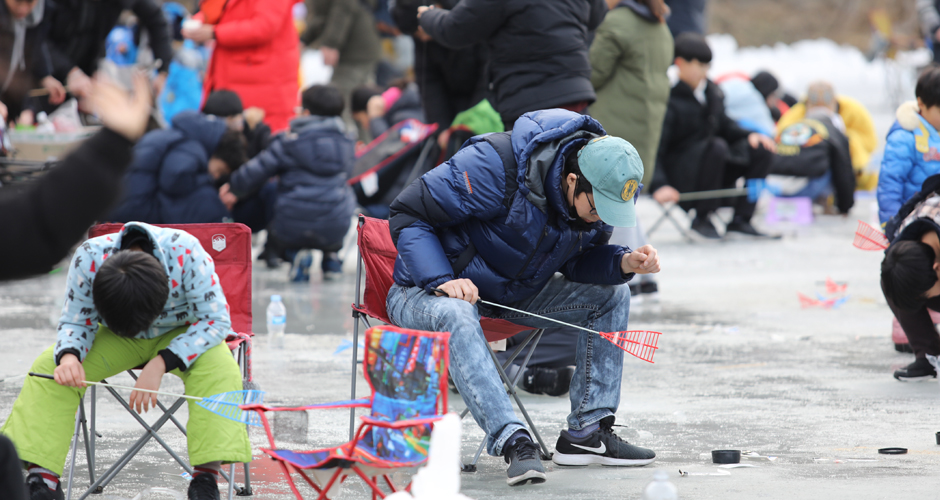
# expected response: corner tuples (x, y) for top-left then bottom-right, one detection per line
(237, 462), (253, 496)
(227, 463), (237, 500)
(65, 400), (83, 500)
(350, 249), (364, 440)
(89, 386), (97, 484)
(79, 395), (188, 499)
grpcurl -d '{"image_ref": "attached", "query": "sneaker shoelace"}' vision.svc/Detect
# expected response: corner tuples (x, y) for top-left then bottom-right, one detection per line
(512, 439), (541, 462)
(599, 421), (632, 446)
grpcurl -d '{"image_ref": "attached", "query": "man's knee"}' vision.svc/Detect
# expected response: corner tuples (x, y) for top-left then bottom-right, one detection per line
(707, 137), (730, 163)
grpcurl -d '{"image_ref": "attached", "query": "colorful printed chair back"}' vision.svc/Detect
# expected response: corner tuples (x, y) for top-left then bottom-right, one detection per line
(362, 326), (449, 464)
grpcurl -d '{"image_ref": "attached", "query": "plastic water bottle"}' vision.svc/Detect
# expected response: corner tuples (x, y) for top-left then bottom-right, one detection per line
(266, 294), (286, 348)
(642, 470), (678, 500)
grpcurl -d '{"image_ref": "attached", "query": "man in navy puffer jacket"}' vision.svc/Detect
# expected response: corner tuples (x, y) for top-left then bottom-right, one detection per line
(224, 85), (356, 281)
(387, 109), (661, 486)
(109, 111), (248, 224)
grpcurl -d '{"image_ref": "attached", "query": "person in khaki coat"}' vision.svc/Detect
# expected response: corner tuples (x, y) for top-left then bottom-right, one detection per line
(589, 0), (673, 187)
(302, 0), (381, 133)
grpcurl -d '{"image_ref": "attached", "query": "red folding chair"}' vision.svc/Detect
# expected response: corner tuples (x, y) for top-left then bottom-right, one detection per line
(64, 223), (256, 499)
(350, 215), (552, 471)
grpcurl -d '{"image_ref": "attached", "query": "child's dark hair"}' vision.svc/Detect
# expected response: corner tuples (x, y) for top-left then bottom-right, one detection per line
(881, 240), (938, 310)
(351, 86), (383, 114)
(212, 129), (248, 172)
(93, 251), (169, 338)
(674, 32), (712, 64)
(916, 66), (940, 109)
(564, 151), (593, 195)
(302, 85), (344, 117)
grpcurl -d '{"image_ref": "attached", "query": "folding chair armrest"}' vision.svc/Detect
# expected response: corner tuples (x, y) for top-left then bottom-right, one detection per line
(359, 414), (447, 430)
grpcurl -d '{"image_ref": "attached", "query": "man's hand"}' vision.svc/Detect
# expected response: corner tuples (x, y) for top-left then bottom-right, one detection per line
(748, 132), (777, 153)
(434, 278), (479, 304)
(129, 355), (165, 414)
(621, 244), (661, 275)
(182, 24), (215, 44)
(652, 185), (680, 204)
(417, 5), (435, 18)
(41, 76), (67, 105)
(66, 67), (92, 98)
(219, 183), (238, 210)
(54, 353), (86, 388)
(87, 72), (152, 141)
(320, 46), (339, 67)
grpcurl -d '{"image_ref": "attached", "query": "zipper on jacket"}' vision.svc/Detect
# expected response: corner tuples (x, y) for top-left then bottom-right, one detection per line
(516, 226), (549, 278)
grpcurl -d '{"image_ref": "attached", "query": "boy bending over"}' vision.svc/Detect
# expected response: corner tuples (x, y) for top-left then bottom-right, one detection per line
(2, 222), (250, 500)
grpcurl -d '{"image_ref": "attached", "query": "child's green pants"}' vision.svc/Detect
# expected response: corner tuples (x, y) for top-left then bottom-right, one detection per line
(1, 326), (252, 475)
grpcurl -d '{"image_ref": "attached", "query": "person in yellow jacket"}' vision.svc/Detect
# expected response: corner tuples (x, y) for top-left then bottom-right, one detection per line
(777, 82), (879, 191)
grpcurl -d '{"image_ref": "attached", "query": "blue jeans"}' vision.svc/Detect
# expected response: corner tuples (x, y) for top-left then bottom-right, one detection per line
(386, 275), (631, 456)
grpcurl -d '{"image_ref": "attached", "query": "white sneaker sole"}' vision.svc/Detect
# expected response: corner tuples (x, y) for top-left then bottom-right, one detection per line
(895, 375), (937, 382)
(507, 469), (547, 486)
(552, 451), (655, 467)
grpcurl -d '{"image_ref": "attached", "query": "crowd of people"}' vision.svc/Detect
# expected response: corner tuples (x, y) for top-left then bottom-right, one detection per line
(2, 0), (940, 498)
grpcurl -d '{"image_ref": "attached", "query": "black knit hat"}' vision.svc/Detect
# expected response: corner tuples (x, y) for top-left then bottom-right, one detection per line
(203, 89), (244, 117)
(751, 71), (779, 99)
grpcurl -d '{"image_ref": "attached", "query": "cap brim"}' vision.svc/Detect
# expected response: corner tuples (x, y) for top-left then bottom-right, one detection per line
(594, 191), (636, 228)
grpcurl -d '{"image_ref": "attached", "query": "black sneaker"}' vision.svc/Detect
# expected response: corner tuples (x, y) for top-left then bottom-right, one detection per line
(26, 474), (63, 500)
(894, 357), (938, 381)
(553, 416), (656, 466)
(503, 437), (546, 486)
(726, 220), (781, 239)
(520, 366), (574, 397)
(188, 472), (221, 500)
(691, 217), (721, 239)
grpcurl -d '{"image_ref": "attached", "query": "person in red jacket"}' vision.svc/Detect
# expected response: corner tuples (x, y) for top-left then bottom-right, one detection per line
(182, 0), (300, 132)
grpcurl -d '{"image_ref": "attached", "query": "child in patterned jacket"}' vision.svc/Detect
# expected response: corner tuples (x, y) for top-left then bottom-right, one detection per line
(1, 222), (250, 500)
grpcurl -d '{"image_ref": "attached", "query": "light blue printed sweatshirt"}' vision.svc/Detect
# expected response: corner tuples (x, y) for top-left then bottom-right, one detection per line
(55, 222), (231, 370)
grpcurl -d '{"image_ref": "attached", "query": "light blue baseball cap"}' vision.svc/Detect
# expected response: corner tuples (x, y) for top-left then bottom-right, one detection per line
(576, 136), (644, 228)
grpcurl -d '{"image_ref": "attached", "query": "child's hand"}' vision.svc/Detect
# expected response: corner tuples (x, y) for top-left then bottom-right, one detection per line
(621, 245), (661, 275)
(54, 353), (86, 388)
(130, 356), (166, 414)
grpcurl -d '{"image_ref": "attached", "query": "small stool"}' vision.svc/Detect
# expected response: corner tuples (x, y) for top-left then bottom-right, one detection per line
(765, 196), (813, 225)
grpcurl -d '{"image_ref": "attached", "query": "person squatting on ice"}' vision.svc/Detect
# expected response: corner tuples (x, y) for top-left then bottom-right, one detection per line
(386, 109), (661, 486)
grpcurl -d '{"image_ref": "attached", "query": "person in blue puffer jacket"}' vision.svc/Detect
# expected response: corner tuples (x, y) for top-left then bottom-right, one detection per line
(387, 109), (662, 486)
(878, 67), (940, 225)
(109, 111), (248, 225)
(223, 85), (356, 281)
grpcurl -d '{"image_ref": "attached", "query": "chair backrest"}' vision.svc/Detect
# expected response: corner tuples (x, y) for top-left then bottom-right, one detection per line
(363, 325), (449, 463)
(354, 216), (532, 341)
(88, 223), (253, 335)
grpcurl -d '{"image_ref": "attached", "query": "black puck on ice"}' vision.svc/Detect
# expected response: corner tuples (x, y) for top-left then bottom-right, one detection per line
(711, 449), (741, 464)
(877, 447), (908, 455)
(936, 432), (940, 445)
